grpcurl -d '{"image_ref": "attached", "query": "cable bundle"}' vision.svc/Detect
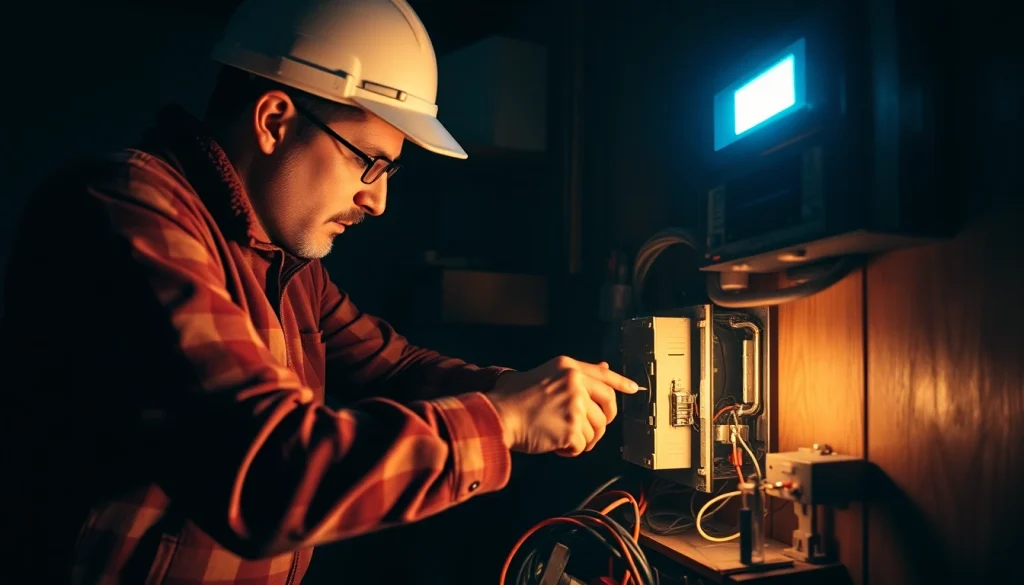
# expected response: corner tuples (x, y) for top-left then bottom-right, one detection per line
(631, 228), (699, 315)
(500, 478), (658, 585)
(501, 463), (773, 584)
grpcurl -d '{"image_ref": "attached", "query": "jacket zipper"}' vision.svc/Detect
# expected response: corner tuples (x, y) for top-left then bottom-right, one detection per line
(278, 252), (309, 585)
(284, 549), (301, 585)
(275, 253), (310, 369)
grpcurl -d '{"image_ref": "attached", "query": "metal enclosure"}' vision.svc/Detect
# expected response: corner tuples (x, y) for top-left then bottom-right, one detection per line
(700, 1), (955, 275)
(621, 305), (772, 493)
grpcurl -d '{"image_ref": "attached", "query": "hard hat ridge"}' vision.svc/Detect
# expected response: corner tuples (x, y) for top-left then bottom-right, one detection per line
(211, 0), (468, 159)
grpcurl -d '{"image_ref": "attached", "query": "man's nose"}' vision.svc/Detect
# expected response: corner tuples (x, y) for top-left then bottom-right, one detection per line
(353, 177), (387, 216)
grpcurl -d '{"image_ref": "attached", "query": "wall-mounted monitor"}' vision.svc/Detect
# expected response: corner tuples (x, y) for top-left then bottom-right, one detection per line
(713, 38), (807, 152)
(700, 1), (954, 279)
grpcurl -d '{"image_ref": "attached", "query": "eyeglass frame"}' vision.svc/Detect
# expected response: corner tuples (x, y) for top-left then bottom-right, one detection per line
(292, 102), (402, 184)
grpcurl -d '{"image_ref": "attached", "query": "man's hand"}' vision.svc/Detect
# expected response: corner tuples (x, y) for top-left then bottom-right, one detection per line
(485, 356), (639, 457)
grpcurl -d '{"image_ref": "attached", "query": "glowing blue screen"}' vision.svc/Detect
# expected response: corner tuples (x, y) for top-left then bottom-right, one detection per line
(713, 38), (806, 152)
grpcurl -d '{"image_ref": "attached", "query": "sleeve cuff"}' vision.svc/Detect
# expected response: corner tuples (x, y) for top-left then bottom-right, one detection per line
(430, 392), (512, 500)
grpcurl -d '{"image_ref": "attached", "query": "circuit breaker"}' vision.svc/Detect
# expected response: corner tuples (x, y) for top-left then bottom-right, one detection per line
(621, 305), (772, 493)
(620, 316), (694, 471)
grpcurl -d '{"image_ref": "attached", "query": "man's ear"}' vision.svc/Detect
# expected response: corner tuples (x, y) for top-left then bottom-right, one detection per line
(252, 90), (299, 155)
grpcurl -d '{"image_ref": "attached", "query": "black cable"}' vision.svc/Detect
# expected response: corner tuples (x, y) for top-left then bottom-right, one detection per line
(569, 510), (657, 585)
(575, 476), (622, 510)
(640, 481), (694, 536)
(515, 550), (535, 585)
(632, 228), (698, 315)
(508, 517), (626, 585)
(642, 511), (694, 535)
(507, 477), (662, 585)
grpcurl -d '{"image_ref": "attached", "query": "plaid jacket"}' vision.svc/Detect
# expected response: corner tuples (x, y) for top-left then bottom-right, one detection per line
(1, 106), (512, 585)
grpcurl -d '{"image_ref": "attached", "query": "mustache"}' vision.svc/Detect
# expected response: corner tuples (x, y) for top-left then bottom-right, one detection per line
(329, 209), (366, 226)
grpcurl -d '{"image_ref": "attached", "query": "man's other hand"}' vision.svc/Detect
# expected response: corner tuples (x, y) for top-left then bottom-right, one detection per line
(485, 356), (639, 456)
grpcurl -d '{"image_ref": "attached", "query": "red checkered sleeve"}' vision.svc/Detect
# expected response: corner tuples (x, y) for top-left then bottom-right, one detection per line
(318, 271), (514, 403)
(86, 157), (512, 559)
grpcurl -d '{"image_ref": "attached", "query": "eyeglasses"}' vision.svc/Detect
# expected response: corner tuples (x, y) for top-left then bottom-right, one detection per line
(293, 103), (402, 184)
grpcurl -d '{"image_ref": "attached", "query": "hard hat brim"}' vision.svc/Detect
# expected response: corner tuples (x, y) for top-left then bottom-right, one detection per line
(353, 97), (468, 160)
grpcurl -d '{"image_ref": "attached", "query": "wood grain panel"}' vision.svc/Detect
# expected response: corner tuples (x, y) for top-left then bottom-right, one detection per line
(773, 270), (866, 585)
(866, 198), (1024, 585)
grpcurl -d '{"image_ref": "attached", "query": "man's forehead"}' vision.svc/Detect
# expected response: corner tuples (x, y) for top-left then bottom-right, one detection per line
(336, 115), (404, 160)
(361, 142), (400, 160)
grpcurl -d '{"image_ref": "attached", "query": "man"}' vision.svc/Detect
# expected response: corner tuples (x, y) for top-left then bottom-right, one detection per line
(0, 0), (637, 584)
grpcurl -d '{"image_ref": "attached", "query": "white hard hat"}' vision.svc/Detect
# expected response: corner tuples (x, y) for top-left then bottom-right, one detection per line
(210, 0), (467, 159)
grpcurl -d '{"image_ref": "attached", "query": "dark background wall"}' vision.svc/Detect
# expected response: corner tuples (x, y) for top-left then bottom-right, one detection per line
(3, 0), (1021, 584)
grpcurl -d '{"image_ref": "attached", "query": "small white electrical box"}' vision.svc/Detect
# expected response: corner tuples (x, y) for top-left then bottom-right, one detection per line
(765, 446), (865, 507)
(620, 316), (693, 471)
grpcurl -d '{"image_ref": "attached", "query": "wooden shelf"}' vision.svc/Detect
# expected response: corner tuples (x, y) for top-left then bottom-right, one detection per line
(640, 529), (852, 585)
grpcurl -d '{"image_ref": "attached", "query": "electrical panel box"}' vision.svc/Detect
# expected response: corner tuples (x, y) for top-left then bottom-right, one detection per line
(621, 305), (772, 493)
(620, 316), (693, 470)
(765, 448), (866, 507)
(700, 0), (954, 275)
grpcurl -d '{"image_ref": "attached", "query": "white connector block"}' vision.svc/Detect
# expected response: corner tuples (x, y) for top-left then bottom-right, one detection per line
(765, 447), (865, 507)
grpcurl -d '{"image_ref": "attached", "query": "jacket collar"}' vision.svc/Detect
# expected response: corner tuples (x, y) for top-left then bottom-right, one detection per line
(142, 105), (275, 249)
